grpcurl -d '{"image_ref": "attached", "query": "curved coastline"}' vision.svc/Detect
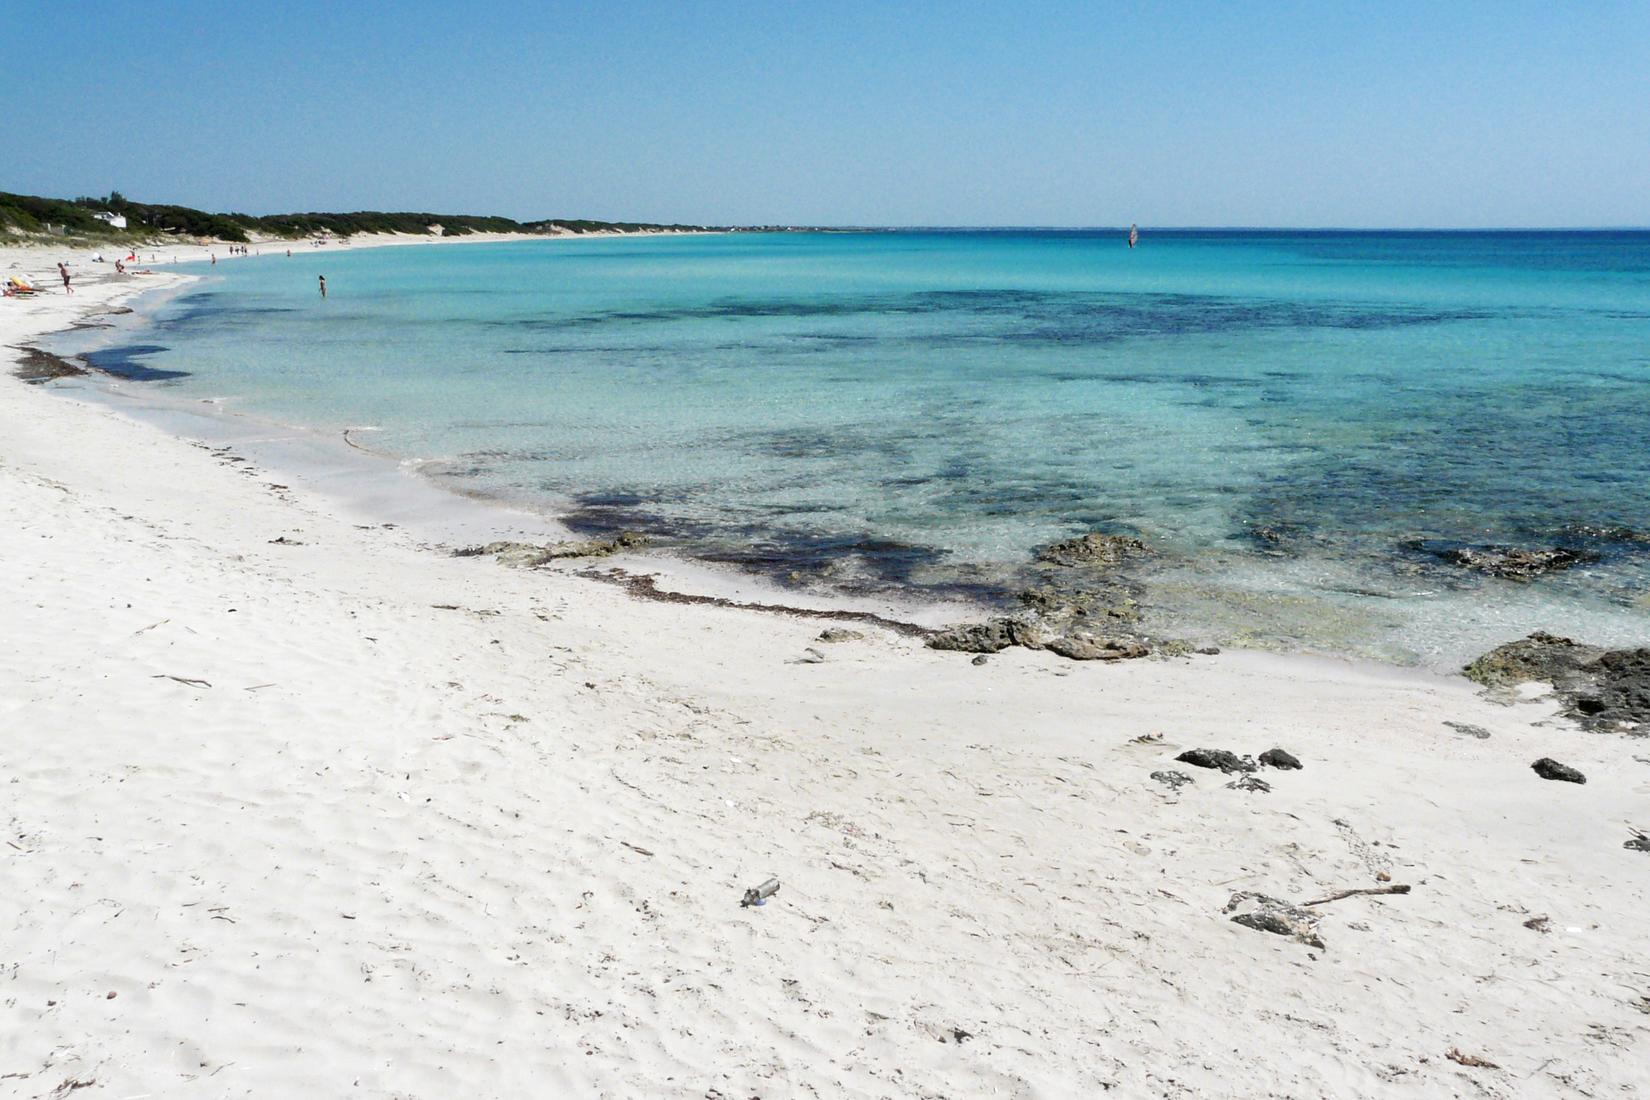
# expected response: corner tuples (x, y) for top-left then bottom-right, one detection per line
(16, 244), (988, 631)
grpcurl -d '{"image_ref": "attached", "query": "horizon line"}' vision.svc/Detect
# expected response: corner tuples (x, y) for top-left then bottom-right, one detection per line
(816, 224), (1650, 233)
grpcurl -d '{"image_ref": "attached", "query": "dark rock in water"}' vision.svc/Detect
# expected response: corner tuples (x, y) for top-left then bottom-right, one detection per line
(1176, 748), (1256, 774)
(1045, 635), (1150, 662)
(817, 628), (864, 643)
(1223, 892), (1324, 949)
(1531, 758), (1586, 784)
(1016, 583), (1142, 624)
(1419, 542), (1599, 580)
(1626, 832), (1650, 854)
(1150, 770), (1194, 791)
(1464, 633), (1650, 733)
(1226, 775), (1272, 793)
(1443, 721), (1492, 740)
(1258, 748), (1302, 770)
(1238, 521), (1324, 556)
(928, 619), (1017, 654)
(1035, 532), (1148, 568)
(1246, 524), (1294, 553)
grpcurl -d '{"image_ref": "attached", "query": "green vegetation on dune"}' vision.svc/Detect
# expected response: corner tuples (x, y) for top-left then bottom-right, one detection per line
(251, 211), (525, 238)
(0, 189), (730, 243)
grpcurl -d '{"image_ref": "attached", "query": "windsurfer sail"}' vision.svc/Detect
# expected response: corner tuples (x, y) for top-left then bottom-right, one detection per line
(1128, 224), (1139, 249)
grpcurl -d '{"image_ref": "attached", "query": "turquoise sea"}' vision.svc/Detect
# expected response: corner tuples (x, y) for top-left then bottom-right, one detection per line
(70, 230), (1650, 665)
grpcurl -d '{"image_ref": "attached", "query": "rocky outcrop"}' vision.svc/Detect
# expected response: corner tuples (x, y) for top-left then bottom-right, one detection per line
(1035, 532), (1148, 568)
(926, 619), (1018, 654)
(1464, 631), (1596, 690)
(927, 614), (1155, 663)
(1015, 583), (1142, 623)
(1045, 635), (1150, 662)
(930, 538), (1178, 664)
(1464, 632), (1650, 733)
(926, 531), (1181, 663)
(456, 532), (648, 568)
(1589, 649), (1650, 731)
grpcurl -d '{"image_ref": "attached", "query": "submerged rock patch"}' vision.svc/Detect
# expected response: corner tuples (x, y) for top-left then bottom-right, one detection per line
(1412, 541), (1599, 580)
(1035, 532), (1149, 568)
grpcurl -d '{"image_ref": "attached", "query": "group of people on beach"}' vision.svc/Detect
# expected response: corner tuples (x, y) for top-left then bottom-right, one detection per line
(7, 241), (326, 305)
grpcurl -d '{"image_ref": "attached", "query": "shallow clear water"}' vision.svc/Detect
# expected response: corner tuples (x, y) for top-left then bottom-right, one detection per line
(70, 231), (1650, 664)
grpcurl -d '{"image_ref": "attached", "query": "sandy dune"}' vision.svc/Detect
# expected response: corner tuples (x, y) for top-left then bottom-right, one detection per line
(2, 252), (1647, 1098)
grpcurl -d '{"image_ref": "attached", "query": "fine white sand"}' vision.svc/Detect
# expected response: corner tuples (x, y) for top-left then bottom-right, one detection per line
(2, 248), (1648, 1098)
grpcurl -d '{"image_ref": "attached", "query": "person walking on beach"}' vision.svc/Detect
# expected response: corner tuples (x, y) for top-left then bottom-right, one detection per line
(318, 275), (327, 299)
(57, 262), (73, 294)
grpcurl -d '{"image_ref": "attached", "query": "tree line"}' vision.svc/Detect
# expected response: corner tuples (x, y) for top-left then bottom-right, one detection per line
(0, 190), (725, 243)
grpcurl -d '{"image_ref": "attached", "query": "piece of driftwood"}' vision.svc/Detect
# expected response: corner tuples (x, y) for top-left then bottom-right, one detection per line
(1302, 884), (1411, 907)
(1446, 1047), (1499, 1069)
(152, 675), (211, 688)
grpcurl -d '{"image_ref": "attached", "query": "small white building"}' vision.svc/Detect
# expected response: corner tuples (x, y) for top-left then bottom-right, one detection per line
(93, 211), (128, 230)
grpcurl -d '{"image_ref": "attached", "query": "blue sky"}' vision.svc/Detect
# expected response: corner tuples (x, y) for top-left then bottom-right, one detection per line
(6, 1), (1647, 226)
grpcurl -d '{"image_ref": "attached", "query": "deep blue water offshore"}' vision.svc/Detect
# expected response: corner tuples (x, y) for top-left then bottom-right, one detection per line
(76, 230), (1650, 664)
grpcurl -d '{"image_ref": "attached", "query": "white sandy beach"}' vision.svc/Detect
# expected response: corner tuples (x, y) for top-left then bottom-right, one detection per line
(3, 246), (1648, 1098)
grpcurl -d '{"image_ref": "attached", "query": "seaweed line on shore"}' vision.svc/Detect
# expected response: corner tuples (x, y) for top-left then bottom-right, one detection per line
(578, 566), (936, 638)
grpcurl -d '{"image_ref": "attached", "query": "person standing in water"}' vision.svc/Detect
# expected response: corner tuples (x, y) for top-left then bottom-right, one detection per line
(57, 262), (73, 294)
(318, 275), (327, 299)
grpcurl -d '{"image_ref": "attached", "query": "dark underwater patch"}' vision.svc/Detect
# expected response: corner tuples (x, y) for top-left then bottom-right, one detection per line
(82, 344), (190, 382)
(485, 289), (1493, 344)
